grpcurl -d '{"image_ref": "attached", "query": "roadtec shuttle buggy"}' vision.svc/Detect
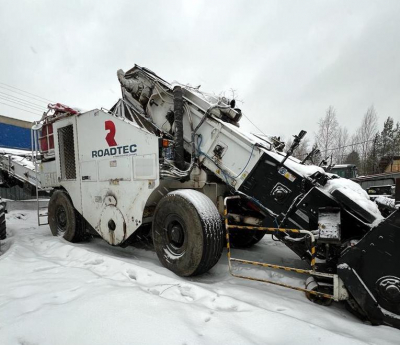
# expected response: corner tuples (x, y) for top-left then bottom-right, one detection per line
(30, 65), (400, 329)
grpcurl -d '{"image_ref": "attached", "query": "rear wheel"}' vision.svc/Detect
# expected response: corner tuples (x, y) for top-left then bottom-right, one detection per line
(0, 203), (6, 240)
(152, 190), (224, 277)
(48, 190), (85, 242)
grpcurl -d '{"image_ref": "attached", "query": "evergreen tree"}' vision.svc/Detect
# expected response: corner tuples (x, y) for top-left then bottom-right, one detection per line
(345, 150), (361, 168)
(379, 117), (394, 160)
(374, 117), (400, 172)
(393, 121), (400, 156)
(366, 133), (380, 174)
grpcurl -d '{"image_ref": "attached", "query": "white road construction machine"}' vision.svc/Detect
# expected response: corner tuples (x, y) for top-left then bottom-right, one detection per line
(2, 64), (399, 329)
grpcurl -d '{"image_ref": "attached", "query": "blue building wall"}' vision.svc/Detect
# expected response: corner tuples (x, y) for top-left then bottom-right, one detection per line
(0, 122), (31, 150)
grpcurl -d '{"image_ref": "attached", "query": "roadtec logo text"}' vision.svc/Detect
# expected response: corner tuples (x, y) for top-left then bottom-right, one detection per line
(91, 119), (137, 157)
(92, 144), (137, 158)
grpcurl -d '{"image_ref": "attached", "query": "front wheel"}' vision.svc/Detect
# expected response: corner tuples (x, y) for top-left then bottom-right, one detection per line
(152, 190), (224, 277)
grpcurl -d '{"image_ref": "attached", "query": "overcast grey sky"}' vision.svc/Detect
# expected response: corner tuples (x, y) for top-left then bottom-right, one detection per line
(0, 0), (399, 140)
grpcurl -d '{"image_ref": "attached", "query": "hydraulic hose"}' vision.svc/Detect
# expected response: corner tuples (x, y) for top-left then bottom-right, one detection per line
(173, 86), (185, 170)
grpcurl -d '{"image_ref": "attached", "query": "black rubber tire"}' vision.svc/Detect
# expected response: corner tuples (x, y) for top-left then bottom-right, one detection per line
(152, 189), (224, 277)
(0, 204), (6, 240)
(228, 229), (265, 248)
(48, 190), (85, 243)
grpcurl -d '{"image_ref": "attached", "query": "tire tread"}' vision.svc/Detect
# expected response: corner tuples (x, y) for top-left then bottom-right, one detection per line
(180, 190), (224, 276)
(153, 190), (224, 277)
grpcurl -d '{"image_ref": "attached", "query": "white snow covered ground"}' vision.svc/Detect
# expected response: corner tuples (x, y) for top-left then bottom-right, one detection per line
(1, 209), (399, 345)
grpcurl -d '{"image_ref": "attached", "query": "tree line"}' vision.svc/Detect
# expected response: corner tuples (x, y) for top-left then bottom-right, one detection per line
(286, 105), (400, 175)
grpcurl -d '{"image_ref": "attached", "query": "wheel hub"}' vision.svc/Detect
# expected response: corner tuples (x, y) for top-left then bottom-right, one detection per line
(170, 224), (184, 246)
(56, 205), (67, 232)
(164, 214), (186, 255)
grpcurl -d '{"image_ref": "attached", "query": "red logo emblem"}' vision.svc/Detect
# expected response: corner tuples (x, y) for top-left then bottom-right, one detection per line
(105, 120), (117, 147)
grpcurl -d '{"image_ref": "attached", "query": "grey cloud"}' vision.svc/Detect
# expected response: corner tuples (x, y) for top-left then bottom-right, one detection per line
(0, 0), (398, 141)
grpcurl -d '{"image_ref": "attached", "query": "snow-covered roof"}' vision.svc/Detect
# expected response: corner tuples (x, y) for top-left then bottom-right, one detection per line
(0, 147), (31, 156)
(332, 164), (356, 169)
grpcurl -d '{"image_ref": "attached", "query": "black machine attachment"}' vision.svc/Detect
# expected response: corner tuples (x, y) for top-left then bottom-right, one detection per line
(238, 139), (400, 328)
(338, 209), (400, 328)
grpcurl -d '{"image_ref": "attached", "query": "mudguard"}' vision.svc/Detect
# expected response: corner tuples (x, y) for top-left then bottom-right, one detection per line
(338, 209), (400, 328)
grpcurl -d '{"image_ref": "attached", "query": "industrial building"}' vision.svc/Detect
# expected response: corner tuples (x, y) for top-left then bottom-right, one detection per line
(0, 114), (33, 199)
(0, 114), (32, 150)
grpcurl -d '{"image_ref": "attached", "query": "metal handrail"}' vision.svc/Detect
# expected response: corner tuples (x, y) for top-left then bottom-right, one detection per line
(224, 195), (340, 300)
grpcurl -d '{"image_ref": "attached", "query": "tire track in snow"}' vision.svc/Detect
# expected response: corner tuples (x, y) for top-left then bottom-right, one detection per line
(1, 211), (399, 345)
(3, 227), (375, 343)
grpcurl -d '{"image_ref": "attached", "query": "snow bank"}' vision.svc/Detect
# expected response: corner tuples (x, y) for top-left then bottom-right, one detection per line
(375, 196), (397, 209)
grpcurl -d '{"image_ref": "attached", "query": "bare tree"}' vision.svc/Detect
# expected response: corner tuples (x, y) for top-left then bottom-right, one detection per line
(285, 137), (310, 160)
(349, 132), (361, 154)
(334, 126), (349, 164)
(315, 106), (339, 159)
(357, 105), (378, 174)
